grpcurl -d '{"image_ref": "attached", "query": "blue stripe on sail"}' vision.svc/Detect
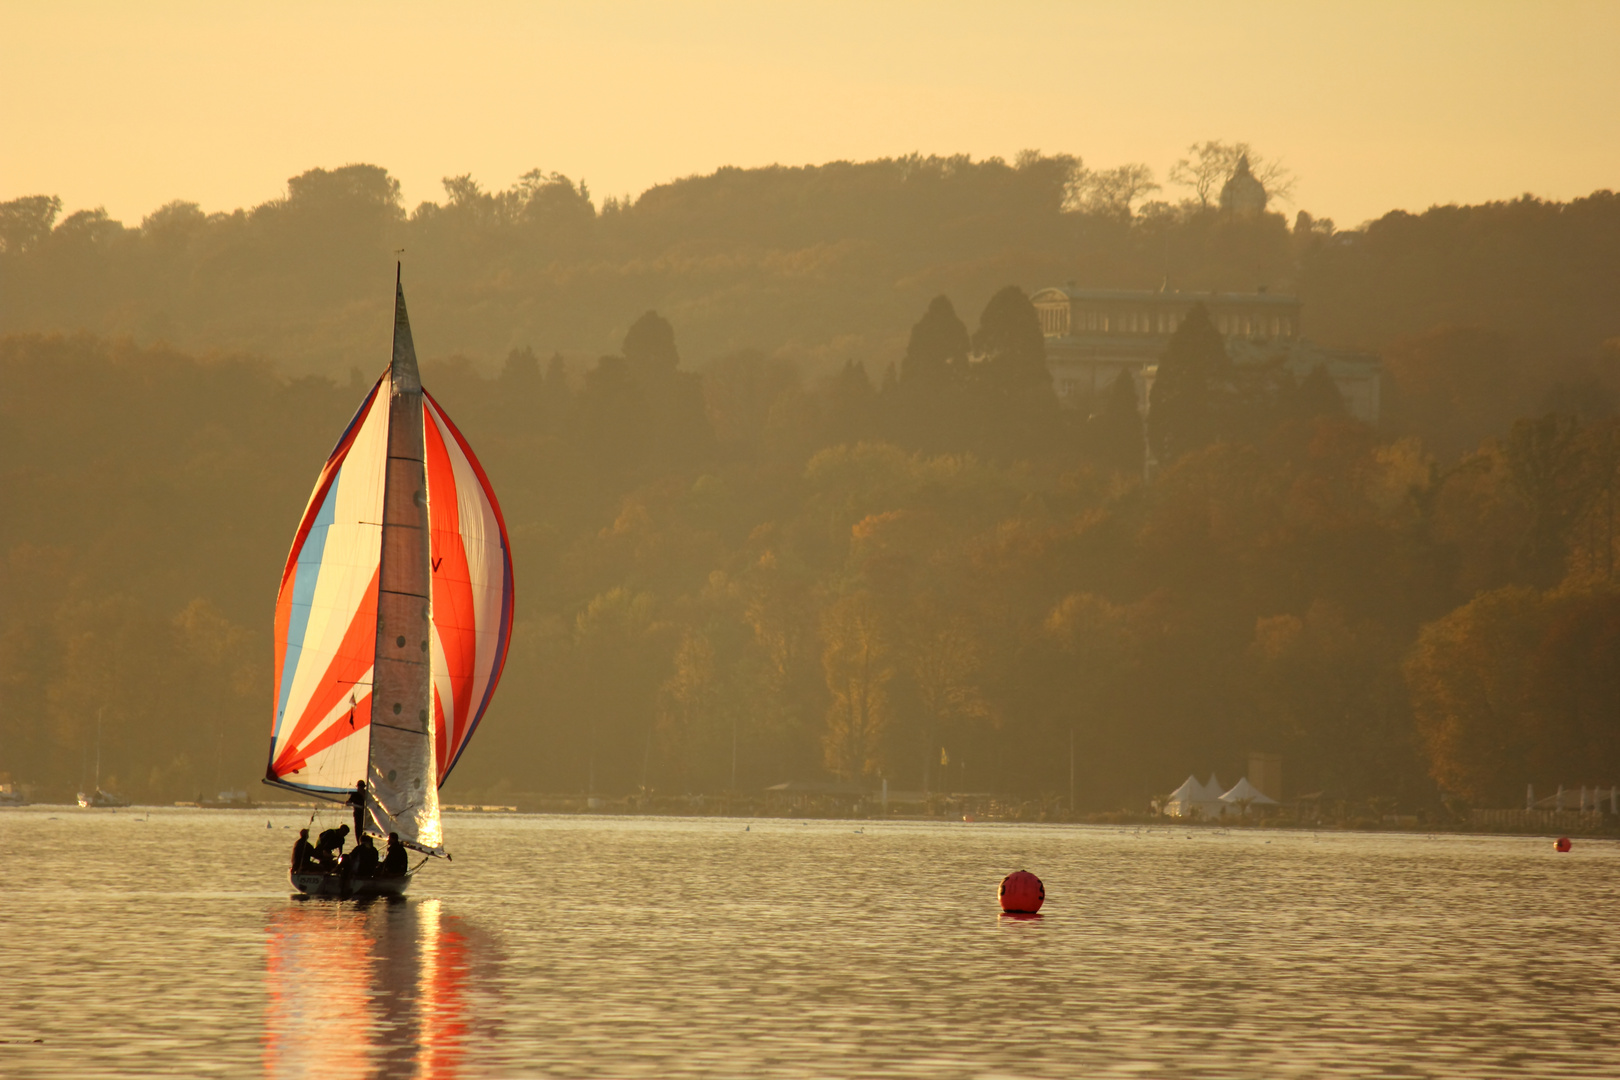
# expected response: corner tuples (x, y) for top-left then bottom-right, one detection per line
(279, 782), (361, 796)
(272, 468), (343, 742)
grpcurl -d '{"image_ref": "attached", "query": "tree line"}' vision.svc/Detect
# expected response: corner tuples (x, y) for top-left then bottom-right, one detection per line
(3, 146), (1618, 383)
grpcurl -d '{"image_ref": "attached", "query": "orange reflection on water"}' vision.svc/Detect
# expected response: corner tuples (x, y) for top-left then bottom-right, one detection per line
(264, 898), (471, 1080)
(420, 901), (469, 1080)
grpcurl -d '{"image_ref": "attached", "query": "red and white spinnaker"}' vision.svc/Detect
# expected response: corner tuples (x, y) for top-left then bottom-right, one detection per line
(265, 270), (513, 854)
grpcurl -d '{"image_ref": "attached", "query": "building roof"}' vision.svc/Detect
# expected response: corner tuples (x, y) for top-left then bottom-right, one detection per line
(1031, 286), (1299, 307)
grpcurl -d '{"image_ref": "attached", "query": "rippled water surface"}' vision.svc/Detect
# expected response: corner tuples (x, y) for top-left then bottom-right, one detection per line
(2, 809), (1618, 1078)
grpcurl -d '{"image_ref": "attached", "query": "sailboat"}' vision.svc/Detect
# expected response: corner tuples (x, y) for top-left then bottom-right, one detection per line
(264, 267), (514, 898)
(78, 708), (130, 808)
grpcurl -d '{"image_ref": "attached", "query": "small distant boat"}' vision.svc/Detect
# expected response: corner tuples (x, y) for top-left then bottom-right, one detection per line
(265, 267), (514, 898)
(77, 707), (127, 808)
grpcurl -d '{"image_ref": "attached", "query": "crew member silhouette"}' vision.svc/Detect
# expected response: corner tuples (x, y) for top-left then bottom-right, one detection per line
(341, 834), (380, 890)
(380, 832), (408, 877)
(314, 823), (349, 871)
(290, 828), (316, 873)
(346, 780), (368, 838)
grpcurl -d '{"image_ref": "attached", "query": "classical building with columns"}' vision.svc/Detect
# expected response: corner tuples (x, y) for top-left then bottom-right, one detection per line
(1030, 285), (1382, 425)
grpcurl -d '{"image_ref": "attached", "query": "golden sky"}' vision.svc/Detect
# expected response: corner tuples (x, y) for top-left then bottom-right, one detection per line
(3, 0), (1616, 227)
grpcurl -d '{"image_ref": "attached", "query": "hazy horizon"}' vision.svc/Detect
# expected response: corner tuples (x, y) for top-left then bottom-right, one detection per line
(4, 1), (1617, 228)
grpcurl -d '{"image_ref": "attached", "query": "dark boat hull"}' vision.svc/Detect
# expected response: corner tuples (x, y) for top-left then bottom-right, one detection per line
(290, 870), (412, 899)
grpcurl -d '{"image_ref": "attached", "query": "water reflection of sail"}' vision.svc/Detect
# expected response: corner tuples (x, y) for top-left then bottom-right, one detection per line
(419, 901), (470, 1079)
(264, 900), (472, 1080)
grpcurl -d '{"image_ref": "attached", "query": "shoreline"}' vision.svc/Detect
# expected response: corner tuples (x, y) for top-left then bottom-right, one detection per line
(7, 800), (1615, 839)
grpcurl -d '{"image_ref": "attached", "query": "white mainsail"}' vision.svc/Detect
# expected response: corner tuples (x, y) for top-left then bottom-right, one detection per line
(365, 274), (443, 852)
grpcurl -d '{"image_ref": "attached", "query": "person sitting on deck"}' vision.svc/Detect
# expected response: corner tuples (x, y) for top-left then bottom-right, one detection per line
(346, 780), (368, 838)
(314, 824), (349, 871)
(290, 828), (317, 873)
(379, 833), (409, 877)
(341, 834), (380, 886)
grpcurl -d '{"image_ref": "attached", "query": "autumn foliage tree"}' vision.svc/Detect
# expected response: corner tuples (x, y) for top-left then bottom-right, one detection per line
(1406, 587), (1620, 804)
(820, 591), (894, 780)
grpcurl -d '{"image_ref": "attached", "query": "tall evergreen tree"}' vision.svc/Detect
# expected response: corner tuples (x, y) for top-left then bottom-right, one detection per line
(889, 295), (973, 454)
(901, 295), (970, 385)
(968, 286), (1060, 461)
(621, 311), (712, 469)
(971, 286), (1048, 389)
(623, 310), (680, 375)
(1148, 303), (1227, 463)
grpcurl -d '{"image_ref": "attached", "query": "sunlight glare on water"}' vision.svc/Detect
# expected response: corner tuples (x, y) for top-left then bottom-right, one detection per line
(1, 809), (1618, 1078)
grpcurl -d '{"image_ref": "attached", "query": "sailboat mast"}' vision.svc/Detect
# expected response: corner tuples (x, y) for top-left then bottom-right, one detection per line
(365, 266), (444, 853)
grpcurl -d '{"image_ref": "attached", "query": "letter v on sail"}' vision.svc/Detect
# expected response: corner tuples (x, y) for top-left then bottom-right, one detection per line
(265, 267), (514, 868)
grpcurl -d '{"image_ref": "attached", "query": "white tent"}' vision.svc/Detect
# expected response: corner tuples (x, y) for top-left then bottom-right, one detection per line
(1220, 776), (1278, 808)
(1202, 774), (1225, 801)
(1165, 775), (1202, 817)
(1165, 774), (1226, 818)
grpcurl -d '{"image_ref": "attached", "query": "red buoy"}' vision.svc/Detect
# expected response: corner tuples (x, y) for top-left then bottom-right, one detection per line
(998, 870), (1045, 913)
(1554, 836), (1572, 852)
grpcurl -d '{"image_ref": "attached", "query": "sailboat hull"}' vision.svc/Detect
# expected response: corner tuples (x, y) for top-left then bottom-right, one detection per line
(290, 870), (413, 900)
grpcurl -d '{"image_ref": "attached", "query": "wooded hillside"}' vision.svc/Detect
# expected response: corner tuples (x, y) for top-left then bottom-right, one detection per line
(3, 157), (1619, 813)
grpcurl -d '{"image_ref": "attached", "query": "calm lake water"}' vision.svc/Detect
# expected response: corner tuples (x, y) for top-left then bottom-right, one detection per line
(1, 808), (1617, 1078)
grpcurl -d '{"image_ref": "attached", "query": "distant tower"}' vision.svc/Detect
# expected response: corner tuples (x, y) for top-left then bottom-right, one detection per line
(1219, 155), (1268, 217)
